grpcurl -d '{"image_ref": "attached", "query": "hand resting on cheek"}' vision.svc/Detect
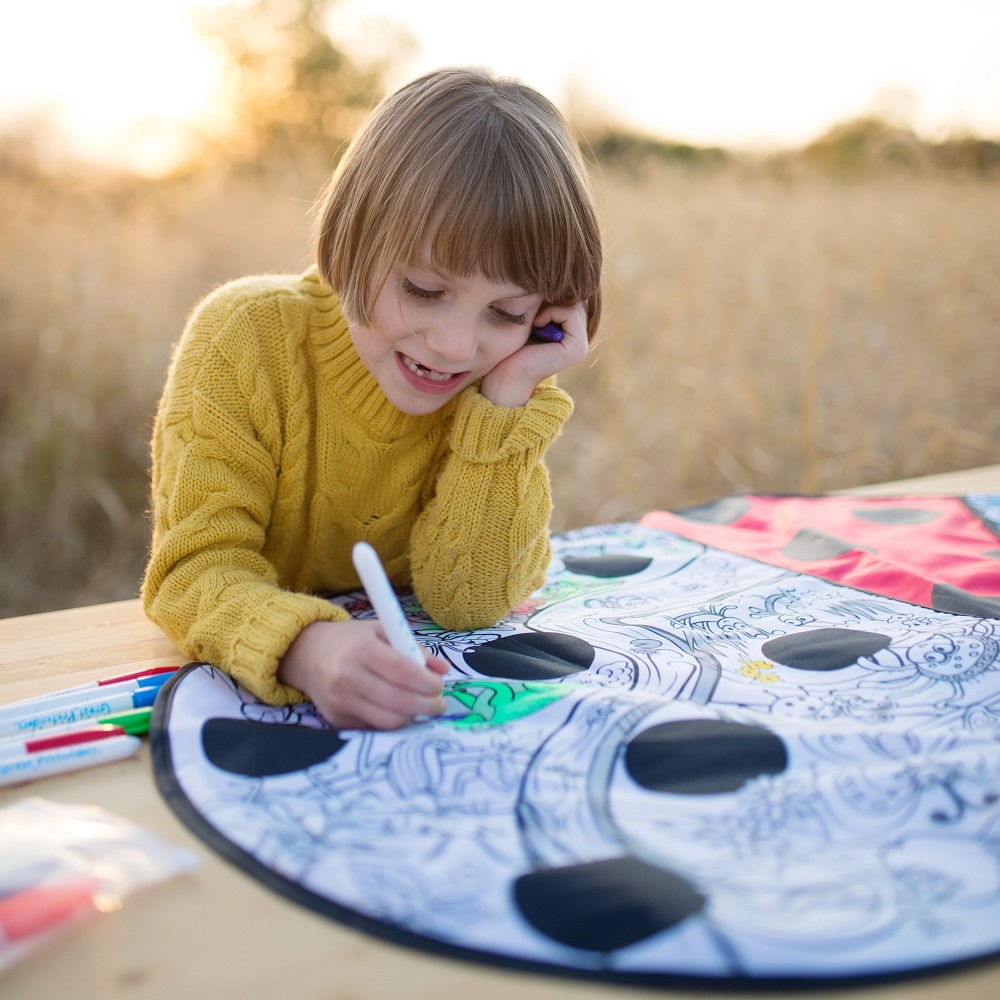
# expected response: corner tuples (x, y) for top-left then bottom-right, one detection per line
(480, 299), (590, 409)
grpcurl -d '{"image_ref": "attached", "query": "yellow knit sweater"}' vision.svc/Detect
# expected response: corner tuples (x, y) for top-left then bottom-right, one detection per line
(142, 270), (573, 705)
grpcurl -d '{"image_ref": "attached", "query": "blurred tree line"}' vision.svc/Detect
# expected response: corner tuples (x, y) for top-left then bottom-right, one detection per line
(2, 0), (997, 180)
(193, 0), (395, 167)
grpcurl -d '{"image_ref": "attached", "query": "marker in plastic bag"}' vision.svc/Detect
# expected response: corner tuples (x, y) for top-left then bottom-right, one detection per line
(0, 875), (101, 943)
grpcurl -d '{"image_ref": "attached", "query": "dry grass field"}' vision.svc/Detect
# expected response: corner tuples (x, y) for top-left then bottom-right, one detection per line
(2, 153), (999, 617)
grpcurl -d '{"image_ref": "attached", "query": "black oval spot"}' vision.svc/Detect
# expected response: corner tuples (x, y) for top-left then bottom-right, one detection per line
(851, 507), (941, 525)
(562, 555), (652, 578)
(514, 856), (705, 952)
(624, 719), (787, 795)
(202, 718), (347, 777)
(931, 583), (1000, 620)
(674, 496), (751, 524)
(780, 528), (856, 561)
(463, 632), (595, 680)
(762, 627), (891, 670)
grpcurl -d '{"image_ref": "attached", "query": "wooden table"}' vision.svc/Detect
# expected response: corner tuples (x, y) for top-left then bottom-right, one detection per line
(2, 465), (998, 999)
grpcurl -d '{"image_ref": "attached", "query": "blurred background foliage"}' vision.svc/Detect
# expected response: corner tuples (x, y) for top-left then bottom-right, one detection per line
(1, 0), (998, 618)
(193, 0), (397, 165)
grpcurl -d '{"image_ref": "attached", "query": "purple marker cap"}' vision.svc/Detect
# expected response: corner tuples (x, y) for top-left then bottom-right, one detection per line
(531, 322), (564, 343)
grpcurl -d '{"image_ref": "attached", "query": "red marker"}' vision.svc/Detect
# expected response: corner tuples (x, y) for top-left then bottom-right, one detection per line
(0, 725), (128, 760)
(0, 725), (141, 787)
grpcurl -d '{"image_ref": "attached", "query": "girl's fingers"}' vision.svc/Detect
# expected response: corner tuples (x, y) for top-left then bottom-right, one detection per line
(319, 673), (444, 730)
(294, 621), (452, 730)
(352, 690), (446, 731)
(368, 647), (446, 695)
(532, 300), (588, 339)
(353, 663), (447, 717)
(423, 654), (451, 675)
(321, 709), (368, 730)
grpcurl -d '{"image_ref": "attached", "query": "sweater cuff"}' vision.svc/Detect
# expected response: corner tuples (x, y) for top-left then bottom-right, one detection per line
(451, 382), (573, 462)
(229, 590), (350, 705)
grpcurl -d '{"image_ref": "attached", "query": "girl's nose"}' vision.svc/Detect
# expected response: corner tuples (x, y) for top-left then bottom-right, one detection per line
(421, 321), (477, 364)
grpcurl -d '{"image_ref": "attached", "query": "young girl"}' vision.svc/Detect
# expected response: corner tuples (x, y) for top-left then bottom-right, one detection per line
(142, 67), (602, 731)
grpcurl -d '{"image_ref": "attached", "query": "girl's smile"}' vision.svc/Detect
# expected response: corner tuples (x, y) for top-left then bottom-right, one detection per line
(397, 352), (468, 393)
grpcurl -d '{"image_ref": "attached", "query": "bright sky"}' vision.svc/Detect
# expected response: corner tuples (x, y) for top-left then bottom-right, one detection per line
(1, 0), (998, 173)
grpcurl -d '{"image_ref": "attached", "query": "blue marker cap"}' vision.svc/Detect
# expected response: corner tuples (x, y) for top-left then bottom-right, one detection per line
(133, 686), (162, 709)
(136, 672), (173, 689)
(531, 322), (564, 343)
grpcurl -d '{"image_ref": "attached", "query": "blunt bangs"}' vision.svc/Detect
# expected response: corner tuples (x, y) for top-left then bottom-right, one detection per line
(317, 68), (603, 339)
(425, 140), (601, 321)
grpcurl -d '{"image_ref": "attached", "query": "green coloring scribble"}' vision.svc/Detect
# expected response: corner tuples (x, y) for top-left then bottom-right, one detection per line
(440, 679), (573, 729)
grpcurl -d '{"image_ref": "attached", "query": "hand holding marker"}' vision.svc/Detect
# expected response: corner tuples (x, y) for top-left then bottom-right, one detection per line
(351, 543), (459, 725)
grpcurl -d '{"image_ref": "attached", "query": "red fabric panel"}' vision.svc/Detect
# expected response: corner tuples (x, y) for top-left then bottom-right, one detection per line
(639, 496), (1000, 607)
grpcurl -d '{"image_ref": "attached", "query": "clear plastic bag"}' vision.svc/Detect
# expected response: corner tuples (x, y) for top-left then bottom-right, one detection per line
(0, 797), (199, 974)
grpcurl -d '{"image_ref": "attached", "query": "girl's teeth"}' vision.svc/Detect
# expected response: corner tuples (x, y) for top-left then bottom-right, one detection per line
(403, 356), (455, 382)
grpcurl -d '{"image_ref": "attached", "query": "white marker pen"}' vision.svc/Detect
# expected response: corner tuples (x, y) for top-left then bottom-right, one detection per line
(351, 542), (425, 667)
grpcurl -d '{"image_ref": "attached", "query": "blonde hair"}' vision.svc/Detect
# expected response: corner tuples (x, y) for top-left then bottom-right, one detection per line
(315, 67), (602, 340)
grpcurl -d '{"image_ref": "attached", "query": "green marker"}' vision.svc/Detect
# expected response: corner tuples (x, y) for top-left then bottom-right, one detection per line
(99, 707), (153, 736)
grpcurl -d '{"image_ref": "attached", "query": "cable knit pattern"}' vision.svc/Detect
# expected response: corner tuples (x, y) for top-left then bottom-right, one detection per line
(142, 270), (573, 705)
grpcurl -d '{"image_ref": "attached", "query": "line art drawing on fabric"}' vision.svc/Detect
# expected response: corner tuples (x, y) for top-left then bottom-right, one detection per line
(154, 496), (1000, 984)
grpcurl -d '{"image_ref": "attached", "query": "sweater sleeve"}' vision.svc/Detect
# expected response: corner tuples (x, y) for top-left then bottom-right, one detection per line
(408, 380), (573, 631)
(141, 284), (348, 705)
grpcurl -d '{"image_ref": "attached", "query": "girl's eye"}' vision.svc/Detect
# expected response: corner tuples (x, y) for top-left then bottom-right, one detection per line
(402, 277), (442, 300)
(490, 306), (529, 326)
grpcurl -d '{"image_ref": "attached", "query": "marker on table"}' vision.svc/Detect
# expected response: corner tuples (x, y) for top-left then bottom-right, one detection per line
(0, 683), (167, 739)
(1, 664), (176, 706)
(0, 724), (126, 762)
(351, 542), (425, 667)
(0, 727), (140, 788)
(0, 669), (175, 723)
(0, 708), (154, 754)
(89, 706), (154, 736)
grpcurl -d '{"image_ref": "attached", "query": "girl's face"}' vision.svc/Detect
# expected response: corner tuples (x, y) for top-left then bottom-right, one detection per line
(349, 260), (544, 416)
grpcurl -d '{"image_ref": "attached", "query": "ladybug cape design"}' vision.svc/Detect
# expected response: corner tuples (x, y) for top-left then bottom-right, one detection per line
(152, 494), (1000, 986)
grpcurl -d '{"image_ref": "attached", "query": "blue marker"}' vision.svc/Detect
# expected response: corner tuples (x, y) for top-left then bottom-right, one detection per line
(529, 322), (564, 344)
